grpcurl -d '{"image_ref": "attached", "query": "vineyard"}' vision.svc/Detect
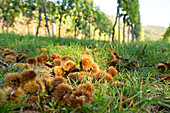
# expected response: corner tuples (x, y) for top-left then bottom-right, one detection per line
(0, 0), (142, 42)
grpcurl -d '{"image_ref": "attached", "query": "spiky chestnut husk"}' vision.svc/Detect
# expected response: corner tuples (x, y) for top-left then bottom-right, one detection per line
(5, 55), (16, 64)
(53, 66), (64, 76)
(27, 58), (37, 66)
(23, 95), (40, 112)
(64, 61), (76, 72)
(40, 75), (51, 83)
(76, 83), (94, 93)
(16, 53), (28, 63)
(67, 72), (80, 84)
(51, 83), (73, 105)
(89, 62), (100, 74)
(3, 52), (11, 57)
(49, 76), (67, 92)
(67, 71), (92, 84)
(5, 87), (25, 104)
(80, 55), (94, 71)
(20, 70), (37, 84)
(13, 63), (30, 69)
(4, 73), (22, 89)
(4, 48), (11, 53)
(129, 60), (139, 68)
(3, 49), (16, 57)
(157, 63), (170, 72)
(50, 53), (61, 60)
(106, 66), (117, 77)
(94, 70), (113, 83)
(53, 59), (62, 66)
(0, 88), (6, 105)
(62, 56), (73, 61)
(40, 75), (53, 88)
(66, 89), (92, 109)
(23, 80), (39, 94)
(23, 79), (45, 94)
(36, 53), (48, 63)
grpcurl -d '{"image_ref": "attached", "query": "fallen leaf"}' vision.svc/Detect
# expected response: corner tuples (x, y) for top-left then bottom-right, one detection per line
(107, 49), (112, 51)
(111, 52), (119, 60)
(56, 46), (63, 48)
(41, 48), (47, 52)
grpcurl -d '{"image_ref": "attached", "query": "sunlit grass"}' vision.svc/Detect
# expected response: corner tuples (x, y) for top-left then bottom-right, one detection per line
(0, 33), (169, 112)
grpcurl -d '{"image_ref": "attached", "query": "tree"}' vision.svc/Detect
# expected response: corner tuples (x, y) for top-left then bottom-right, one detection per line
(163, 25), (170, 41)
(0, 0), (21, 33)
(55, 0), (75, 38)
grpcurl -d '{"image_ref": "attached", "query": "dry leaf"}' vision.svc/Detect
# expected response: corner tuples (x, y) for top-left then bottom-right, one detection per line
(41, 48), (47, 51)
(107, 49), (112, 51)
(56, 46), (63, 48)
(111, 52), (119, 60)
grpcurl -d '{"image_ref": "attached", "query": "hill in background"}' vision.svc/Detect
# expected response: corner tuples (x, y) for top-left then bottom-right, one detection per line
(142, 25), (166, 41)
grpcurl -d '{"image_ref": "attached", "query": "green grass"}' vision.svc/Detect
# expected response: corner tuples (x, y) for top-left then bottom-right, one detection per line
(0, 33), (170, 112)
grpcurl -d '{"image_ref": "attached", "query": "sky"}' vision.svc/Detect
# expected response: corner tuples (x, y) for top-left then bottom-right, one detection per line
(93, 0), (170, 28)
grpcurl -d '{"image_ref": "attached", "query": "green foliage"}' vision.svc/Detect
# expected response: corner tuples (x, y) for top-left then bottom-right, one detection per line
(163, 25), (170, 41)
(0, 0), (21, 28)
(120, 0), (142, 40)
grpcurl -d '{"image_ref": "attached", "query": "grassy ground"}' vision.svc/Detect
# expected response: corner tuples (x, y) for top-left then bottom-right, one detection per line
(0, 33), (169, 112)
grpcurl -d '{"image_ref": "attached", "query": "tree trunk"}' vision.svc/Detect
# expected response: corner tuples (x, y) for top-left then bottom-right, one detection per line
(27, 22), (30, 35)
(27, 18), (31, 35)
(109, 27), (112, 44)
(123, 14), (127, 43)
(128, 25), (130, 42)
(123, 23), (125, 43)
(93, 29), (96, 39)
(88, 21), (91, 40)
(36, 8), (42, 36)
(2, 17), (5, 33)
(43, 2), (50, 37)
(84, 25), (87, 39)
(52, 15), (54, 37)
(27, 0), (32, 35)
(112, 6), (119, 42)
(118, 15), (120, 43)
(131, 24), (135, 42)
(74, 24), (77, 38)
(59, 15), (63, 38)
(6, 18), (8, 33)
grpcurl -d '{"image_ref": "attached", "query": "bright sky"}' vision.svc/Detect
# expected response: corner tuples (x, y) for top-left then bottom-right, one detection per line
(93, 0), (170, 28)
